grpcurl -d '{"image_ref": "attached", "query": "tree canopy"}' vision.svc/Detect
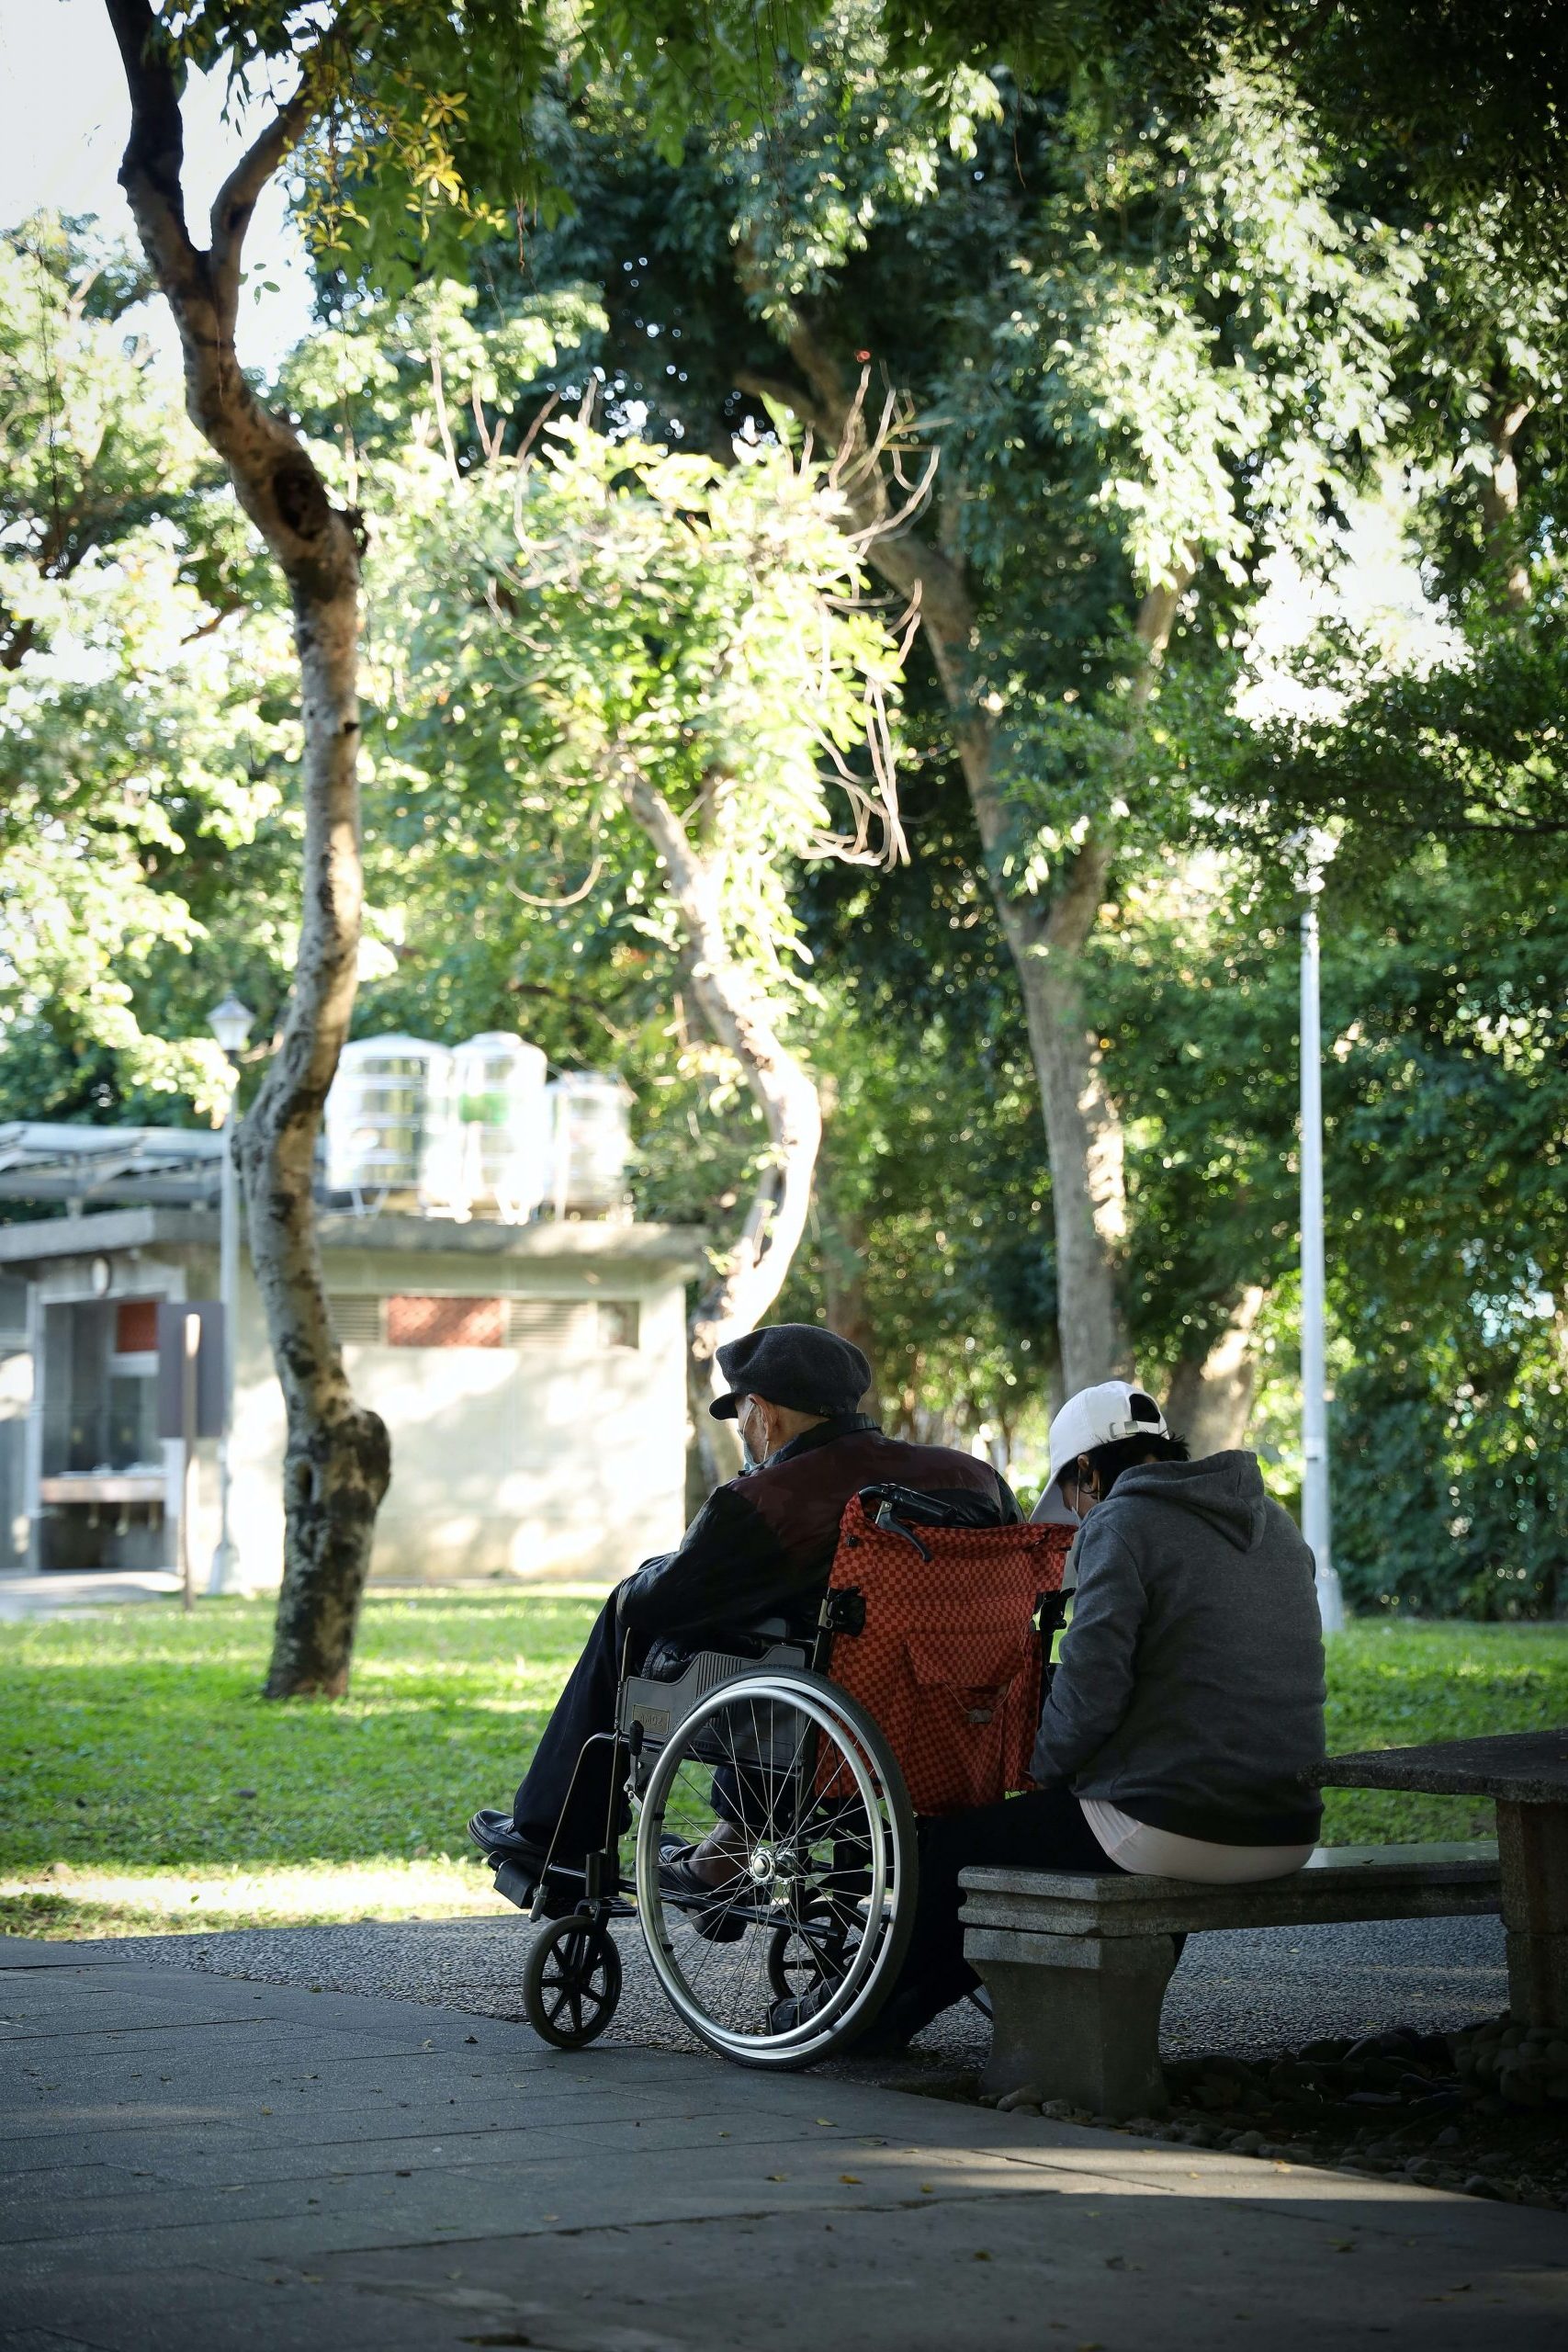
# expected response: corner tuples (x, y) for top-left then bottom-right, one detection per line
(5, 0), (1566, 1618)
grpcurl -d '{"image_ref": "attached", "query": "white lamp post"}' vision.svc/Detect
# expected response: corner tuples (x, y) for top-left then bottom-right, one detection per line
(1287, 834), (1346, 1634)
(206, 991), (253, 1597)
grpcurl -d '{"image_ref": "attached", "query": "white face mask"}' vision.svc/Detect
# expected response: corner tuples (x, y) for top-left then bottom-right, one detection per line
(1055, 1466), (1100, 1528)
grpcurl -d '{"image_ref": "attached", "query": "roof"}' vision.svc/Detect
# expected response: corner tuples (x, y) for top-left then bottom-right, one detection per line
(0, 1123), (223, 1208)
(0, 1204), (706, 1275)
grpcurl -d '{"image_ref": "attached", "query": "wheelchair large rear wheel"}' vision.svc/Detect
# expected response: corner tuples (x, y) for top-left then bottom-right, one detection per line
(634, 1668), (917, 2068)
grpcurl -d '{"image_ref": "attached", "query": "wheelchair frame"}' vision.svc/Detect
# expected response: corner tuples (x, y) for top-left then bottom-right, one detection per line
(518, 1589), (874, 2050)
(517, 1558), (1060, 2066)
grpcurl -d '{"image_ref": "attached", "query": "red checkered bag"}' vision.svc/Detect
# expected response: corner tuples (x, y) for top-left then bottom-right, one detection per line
(820, 1490), (1071, 1817)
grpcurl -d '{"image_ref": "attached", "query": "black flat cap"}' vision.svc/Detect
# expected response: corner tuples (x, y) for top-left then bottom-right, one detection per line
(710, 1323), (873, 1421)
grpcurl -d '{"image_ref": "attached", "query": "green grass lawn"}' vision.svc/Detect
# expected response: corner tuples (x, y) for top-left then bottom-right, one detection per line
(0, 1592), (599, 1938)
(2, 1595), (1564, 1938)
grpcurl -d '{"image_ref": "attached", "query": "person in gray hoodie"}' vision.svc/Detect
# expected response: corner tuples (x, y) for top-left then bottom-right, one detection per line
(1034, 1380), (1327, 1870)
(863, 1380), (1327, 2048)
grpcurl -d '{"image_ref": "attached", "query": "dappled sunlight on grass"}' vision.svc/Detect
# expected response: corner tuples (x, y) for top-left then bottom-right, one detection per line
(2, 1598), (1564, 1933)
(1, 1592), (599, 1912)
(0, 1856), (497, 1939)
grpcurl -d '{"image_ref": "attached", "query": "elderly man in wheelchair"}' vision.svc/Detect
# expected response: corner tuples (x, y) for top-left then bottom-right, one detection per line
(467, 1320), (1062, 2067)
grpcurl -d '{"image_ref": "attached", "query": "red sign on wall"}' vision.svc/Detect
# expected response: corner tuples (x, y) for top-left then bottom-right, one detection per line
(116, 1299), (159, 1353)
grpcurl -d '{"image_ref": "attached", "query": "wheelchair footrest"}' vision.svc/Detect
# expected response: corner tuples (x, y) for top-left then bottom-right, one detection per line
(491, 1857), (536, 1912)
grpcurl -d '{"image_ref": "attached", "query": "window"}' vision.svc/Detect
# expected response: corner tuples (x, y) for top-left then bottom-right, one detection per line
(0, 1276), (28, 1346)
(599, 1300), (641, 1351)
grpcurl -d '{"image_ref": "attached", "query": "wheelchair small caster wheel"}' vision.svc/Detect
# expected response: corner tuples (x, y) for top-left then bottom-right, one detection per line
(523, 1914), (622, 2049)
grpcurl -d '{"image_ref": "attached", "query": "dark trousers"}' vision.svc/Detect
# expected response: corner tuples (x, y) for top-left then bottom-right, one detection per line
(884, 1785), (1124, 2037)
(511, 1592), (641, 1870)
(509, 1594), (803, 1875)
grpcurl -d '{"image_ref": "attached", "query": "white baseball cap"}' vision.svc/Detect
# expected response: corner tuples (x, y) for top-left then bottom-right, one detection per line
(1032, 1380), (1171, 1525)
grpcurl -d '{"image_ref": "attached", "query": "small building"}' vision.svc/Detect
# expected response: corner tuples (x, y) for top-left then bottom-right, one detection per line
(0, 1134), (703, 1589)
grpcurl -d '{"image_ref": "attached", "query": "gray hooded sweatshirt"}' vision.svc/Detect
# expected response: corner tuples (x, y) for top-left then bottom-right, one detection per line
(1031, 1451), (1326, 1847)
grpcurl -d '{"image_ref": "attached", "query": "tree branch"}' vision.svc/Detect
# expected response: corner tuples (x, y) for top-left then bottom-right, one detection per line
(105, 0), (201, 301)
(734, 368), (831, 439)
(619, 763), (822, 1450)
(505, 854), (605, 908)
(110, 0), (341, 346)
(105, 0), (361, 578)
(208, 69), (323, 334)
(738, 293), (1189, 991)
(740, 323), (975, 655)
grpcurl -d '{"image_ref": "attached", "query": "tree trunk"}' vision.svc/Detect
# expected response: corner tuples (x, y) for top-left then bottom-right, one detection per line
(737, 322), (1183, 1398)
(816, 1105), (883, 1423)
(962, 577), (1184, 1393)
(107, 0), (389, 1695)
(913, 567), (1184, 1394)
(1479, 389), (1534, 612)
(617, 772), (823, 1505)
(818, 1204), (883, 1424)
(1165, 1284), (1267, 1456)
(243, 567), (391, 1698)
(994, 880), (1131, 1393)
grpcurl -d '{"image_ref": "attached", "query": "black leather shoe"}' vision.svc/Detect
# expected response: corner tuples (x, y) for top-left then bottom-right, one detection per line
(767, 1983), (918, 2052)
(658, 1838), (748, 1943)
(468, 1808), (543, 1867)
(768, 1981), (835, 2034)
(845, 1993), (920, 2057)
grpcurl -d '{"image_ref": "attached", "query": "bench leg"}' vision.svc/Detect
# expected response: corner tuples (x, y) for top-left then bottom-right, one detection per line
(1498, 1799), (1568, 2029)
(965, 1927), (1178, 2121)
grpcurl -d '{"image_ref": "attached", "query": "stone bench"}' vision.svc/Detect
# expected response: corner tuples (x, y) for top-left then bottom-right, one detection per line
(959, 1840), (1502, 2122)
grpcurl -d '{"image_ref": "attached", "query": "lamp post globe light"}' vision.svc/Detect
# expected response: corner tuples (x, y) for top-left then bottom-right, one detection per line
(208, 992), (254, 1055)
(207, 993), (253, 1596)
(1284, 832), (1346, 1636)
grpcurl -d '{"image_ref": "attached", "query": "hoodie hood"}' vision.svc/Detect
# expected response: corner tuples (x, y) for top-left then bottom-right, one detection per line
(1108, 1449), (1268, 1552)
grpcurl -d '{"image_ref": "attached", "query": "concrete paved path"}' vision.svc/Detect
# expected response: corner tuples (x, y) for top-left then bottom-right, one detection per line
(3, 1937), (1563, 2351)
(0, 1572), (182, 1623)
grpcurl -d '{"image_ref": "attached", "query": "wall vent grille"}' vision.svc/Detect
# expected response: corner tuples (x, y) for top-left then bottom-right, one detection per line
(504, 1299), (590, 1349)
(329, 1295), (385, 1347)
(328, 1295), (634, 1351)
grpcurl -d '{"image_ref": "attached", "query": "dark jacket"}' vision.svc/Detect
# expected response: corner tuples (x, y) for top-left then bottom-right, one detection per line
(1031, 1451), (1326, 1847)
(618, 1415), (1020, 1642)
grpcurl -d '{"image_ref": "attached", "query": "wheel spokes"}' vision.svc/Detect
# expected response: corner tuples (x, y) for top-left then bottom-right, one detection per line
(638, 1674), (905, 2054)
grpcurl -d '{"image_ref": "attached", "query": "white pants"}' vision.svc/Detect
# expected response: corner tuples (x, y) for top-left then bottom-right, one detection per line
(1080, 1796), (1314, 1883)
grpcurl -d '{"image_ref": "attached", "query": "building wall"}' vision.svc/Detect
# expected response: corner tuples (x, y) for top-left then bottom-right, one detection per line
(0, 1274), (30, 1567)
(226, 1241), (691, 1589)
(0, 1215), (698, 1593)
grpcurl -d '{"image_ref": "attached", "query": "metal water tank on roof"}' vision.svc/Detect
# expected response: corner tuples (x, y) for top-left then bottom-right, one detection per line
(547, 1072), (633, 1216)
(325, 1035), (459, 1210)
(453, 1033), (551, 1222)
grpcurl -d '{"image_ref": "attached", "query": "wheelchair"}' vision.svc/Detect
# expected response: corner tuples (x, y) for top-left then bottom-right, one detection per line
(516, 1487), (1069, 2070)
